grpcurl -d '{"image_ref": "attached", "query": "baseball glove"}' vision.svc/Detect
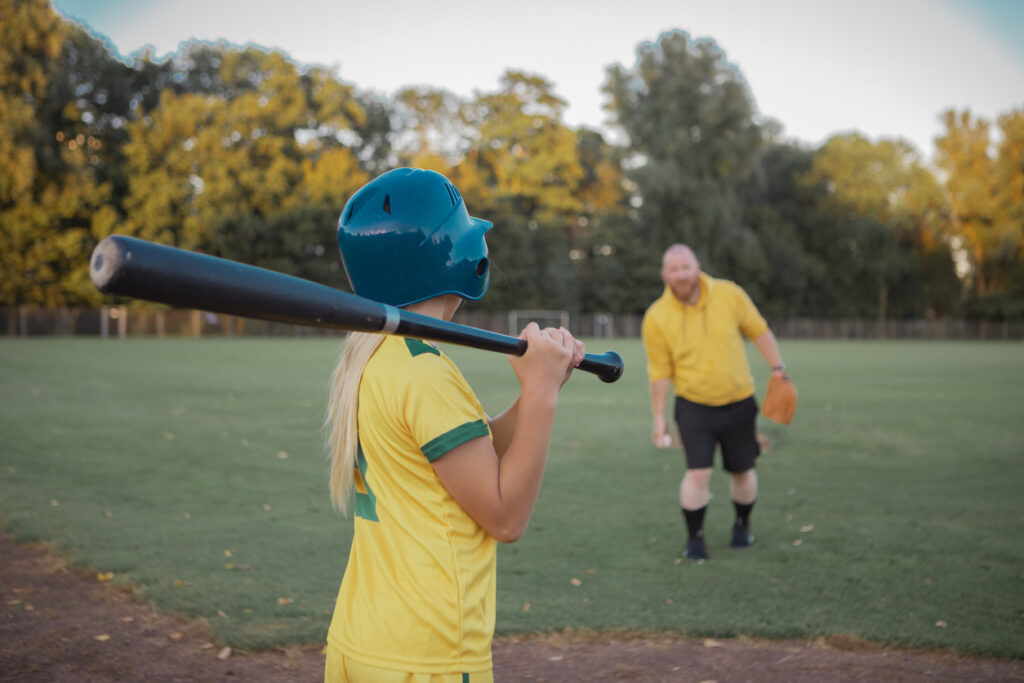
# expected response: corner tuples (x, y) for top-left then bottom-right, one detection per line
(762, 373), (798, 425)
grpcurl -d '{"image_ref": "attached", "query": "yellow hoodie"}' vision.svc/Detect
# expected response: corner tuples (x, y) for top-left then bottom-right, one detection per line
(642, 272), (768, 406)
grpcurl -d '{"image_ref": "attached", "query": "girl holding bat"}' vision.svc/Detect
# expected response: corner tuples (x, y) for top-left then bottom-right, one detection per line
(324, 168), (584, 682)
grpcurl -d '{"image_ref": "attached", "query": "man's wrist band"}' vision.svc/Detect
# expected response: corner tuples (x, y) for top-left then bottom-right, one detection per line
(771, 363), (786, 372)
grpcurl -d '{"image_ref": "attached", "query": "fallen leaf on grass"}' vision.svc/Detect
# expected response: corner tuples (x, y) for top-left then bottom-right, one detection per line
(50, 500), (60, 507)
(793, 539), (803, 546)
(523, 603), (531, 612)
(169, 632), (183, 640)
(703, 638), (723, 648)
(224, 549), (232, 557)
(218, 610), (229, 619)
(121, 616), (134, 623)
(277, 451), (289, 459)
(935, 620), (948, 628)
(569, 578), (582, 587)
(217, 646), (232, 660)
(262, 504), (272, 511)
(97, 572), (114, 582)
(277, 597), (293, 605)
(95, 634), (111, 642)
(800, 524), (814, 533)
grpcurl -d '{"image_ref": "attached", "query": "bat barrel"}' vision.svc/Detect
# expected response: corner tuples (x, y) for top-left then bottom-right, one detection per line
(90, 235), (387, 332)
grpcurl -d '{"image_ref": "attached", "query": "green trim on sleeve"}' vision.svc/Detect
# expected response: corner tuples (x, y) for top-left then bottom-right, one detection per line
(405, 338), (440, 357)
(421, 420), (490, 462)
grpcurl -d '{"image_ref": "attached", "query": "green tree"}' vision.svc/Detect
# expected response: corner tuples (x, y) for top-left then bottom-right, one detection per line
(985, 108), (1024, 316)
(394, 85), (471, 170)
(468, 71), (583, 222)
(604, 30), (764, 289)
(459, 71), (585, 312)
(935, 109), (997, 298)
(119, 48), (308, 250)
(0, 0), (117, 306)
(740, 141), (815, 318)
(801, 133), (960, 316)
(118, 42), (384, 282)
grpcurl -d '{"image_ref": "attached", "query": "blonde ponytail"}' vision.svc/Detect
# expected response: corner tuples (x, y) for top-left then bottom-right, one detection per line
(325, 332), (385, 514)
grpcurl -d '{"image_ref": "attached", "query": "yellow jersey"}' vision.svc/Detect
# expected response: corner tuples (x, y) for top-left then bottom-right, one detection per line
(327, 335), (496, 674)
(642, 272), (768, 406)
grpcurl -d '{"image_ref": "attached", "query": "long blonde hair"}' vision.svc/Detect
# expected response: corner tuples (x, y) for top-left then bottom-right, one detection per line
(325, 331), (385, 514)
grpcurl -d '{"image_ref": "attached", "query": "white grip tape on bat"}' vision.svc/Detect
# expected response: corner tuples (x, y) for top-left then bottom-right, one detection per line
(381, 305), (401, 334)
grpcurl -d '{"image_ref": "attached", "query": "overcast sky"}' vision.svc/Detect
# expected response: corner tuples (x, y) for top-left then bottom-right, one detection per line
(53, 0), (1024, 160)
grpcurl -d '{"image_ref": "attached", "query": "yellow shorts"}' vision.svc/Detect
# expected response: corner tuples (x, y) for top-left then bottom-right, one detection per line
(325, 645), (493, 683)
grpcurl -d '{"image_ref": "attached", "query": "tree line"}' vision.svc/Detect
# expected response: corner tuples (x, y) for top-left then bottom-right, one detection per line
(2, 0), (1022, 319)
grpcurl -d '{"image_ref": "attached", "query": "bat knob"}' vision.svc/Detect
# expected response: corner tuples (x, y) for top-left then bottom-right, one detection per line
(578, 350), (624, 383)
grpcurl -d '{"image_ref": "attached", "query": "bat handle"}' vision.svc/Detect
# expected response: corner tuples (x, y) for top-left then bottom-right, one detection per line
(578, 351), (624, 383)
(503, 339), (622, 382)
(512, 339), (623, 383)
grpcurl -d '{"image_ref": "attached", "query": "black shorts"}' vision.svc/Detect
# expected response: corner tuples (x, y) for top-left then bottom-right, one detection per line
(674, 395), (760, 473)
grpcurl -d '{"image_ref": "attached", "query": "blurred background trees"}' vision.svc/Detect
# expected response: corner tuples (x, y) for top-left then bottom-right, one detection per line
(2, 0), (1021, 320)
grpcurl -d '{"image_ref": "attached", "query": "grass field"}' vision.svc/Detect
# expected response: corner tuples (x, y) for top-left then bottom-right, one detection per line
(1, 337), (1023, 656)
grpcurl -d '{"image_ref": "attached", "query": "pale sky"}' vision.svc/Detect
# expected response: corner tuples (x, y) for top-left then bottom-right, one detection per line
(53, 0), (1024, 160)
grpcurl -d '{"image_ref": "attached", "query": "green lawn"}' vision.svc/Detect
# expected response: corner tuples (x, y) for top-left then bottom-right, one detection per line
(1, 337), (1022, 656)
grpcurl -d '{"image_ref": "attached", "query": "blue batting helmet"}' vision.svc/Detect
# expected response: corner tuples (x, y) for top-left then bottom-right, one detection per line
(337, 168), (492, 307)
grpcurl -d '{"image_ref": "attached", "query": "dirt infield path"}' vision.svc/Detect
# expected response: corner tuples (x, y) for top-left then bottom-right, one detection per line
(2, 532), (1022, 682)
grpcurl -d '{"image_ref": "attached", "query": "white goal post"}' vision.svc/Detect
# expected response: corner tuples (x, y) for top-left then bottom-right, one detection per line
(507, 309), (570, 336)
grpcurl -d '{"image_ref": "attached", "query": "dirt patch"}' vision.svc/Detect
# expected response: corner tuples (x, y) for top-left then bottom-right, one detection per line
(2, 532), (1022, 682)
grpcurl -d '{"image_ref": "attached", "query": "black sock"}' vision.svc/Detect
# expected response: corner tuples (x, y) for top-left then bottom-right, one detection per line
(682, 505), (707, 540)
(733, 500), (755, 527)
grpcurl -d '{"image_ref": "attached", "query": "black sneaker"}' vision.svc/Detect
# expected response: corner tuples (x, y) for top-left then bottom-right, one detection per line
(683, 537), (708, 562)
(730, 523), (753, 548)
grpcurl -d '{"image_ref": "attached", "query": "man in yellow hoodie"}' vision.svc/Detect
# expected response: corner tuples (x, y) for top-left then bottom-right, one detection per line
(642, 244), (787, 562)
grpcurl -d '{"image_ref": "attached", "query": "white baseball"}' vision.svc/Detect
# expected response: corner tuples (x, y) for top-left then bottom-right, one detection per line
(660, 434), (672, 448)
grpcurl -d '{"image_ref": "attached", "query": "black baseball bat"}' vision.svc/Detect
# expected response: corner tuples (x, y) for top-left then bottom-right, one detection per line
(89, 235), (623, 383)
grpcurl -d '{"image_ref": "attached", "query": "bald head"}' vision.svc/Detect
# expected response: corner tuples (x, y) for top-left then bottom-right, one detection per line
(662, 244), (698, 269)
(661, 244), (702, 304)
